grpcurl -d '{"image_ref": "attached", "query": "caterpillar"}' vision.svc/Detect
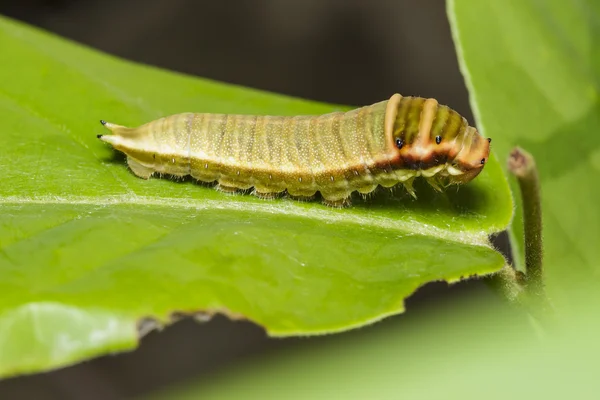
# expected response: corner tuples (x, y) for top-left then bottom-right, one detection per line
(97, 93), (490, 207)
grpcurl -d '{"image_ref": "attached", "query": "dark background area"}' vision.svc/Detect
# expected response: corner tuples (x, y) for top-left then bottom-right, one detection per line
(0, 1), (488, 398)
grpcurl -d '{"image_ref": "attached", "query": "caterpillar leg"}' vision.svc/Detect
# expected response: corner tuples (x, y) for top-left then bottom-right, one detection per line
(357, 184), (377, 195)
(287, 187), (317, 203)
(322, 197), (352, 208)
(288, 193), (316, 203)
(425, 177), (444, 193)
(321, 189), (352, 208)
(252, 190), (282, 200)
(215, 183), (241, 195)
(402, 178), (417, 199)
(127, 157), (154, 179)
(354, 185), (377, 203)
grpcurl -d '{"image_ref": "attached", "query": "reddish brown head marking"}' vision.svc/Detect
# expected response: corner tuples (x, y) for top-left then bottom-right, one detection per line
(384, 95), (490, 185)
(445, 127), (491, 184)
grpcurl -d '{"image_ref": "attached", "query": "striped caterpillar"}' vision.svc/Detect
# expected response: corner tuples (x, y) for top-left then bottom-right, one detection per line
(97, 94), (490, 207)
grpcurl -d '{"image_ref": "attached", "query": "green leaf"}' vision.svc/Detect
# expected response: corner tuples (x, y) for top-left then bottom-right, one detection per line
(448, 0), (600, 307)
(448, 0), (600, 308)
(0, 16), (512, 378)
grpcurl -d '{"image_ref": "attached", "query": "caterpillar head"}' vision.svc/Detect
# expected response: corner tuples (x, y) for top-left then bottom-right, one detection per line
(445, 128), (491, 185)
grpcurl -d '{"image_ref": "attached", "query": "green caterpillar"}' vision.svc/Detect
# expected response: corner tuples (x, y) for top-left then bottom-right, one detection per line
(98, 94), (490, 207)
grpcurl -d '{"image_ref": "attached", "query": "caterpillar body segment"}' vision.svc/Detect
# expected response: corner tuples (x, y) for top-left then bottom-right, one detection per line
(98, 94), (490, 207)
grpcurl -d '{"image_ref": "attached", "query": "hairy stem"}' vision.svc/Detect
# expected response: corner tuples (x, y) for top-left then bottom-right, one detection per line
(486, 264), (526, 302)
(507, 148), (544, 293)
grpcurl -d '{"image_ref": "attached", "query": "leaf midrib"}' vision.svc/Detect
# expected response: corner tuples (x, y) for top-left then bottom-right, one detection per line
(0, 195), (492, 247)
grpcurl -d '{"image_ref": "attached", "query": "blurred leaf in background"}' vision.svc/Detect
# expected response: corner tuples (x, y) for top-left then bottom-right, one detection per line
(449, 0), (600, 308)
(0, 13), (512, 378)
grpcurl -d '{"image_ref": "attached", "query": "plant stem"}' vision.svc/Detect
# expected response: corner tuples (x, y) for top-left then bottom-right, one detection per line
(486, 264), (526, 302)
(507, 147), (545, 300)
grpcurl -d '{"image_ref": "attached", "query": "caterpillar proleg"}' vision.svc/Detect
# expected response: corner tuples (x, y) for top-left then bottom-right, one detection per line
(98, 94), (490, 207)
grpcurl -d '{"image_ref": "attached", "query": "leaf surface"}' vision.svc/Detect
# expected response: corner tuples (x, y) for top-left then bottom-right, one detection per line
(0, 16), (512, 377)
